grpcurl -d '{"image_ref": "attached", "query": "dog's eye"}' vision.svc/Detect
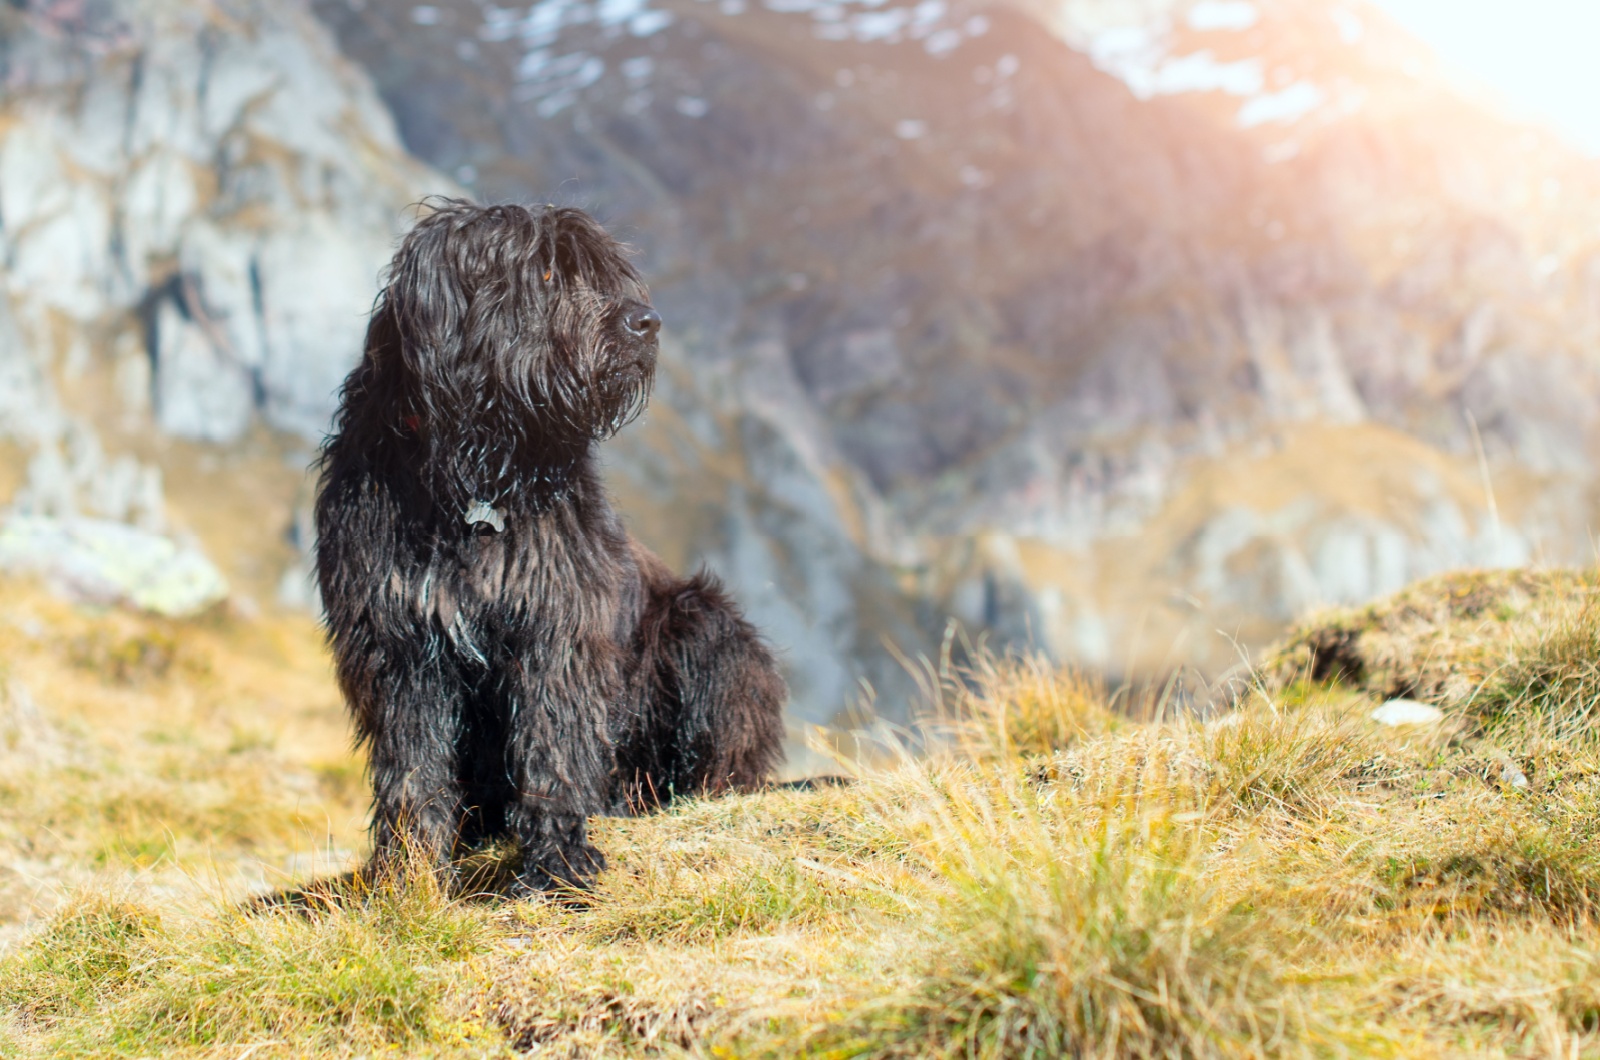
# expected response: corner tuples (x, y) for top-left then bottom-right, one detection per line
(543, 269), (553, 282)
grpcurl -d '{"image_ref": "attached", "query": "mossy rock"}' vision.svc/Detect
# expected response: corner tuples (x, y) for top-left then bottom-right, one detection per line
(1256, 568), (1597, 713)
(0, 515), (228, 617)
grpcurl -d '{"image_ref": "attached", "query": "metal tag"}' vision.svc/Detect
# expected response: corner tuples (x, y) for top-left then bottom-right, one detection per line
(463, 499), (506, 533)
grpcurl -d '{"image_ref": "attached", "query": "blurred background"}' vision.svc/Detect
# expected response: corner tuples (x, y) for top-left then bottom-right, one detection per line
(2, 0), (1598, 734)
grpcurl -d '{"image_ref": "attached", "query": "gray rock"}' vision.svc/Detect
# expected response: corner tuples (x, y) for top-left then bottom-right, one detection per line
(0, 0), (448, 445)
(0, 515), (227, 617)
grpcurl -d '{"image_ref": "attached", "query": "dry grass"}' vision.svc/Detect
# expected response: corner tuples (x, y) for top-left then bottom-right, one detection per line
(1255, 567), (1598, 723)
(4, 569), (1600, 1056)
(0, 576), (365, 945)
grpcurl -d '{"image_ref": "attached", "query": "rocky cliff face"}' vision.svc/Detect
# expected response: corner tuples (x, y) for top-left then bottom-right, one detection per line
(3, 0), (1599, 732)
(0, 0), (446, 606)
(1, 0), (437, 442)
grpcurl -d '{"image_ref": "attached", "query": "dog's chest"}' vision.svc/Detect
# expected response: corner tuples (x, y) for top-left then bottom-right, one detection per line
(414, 515), (629, 660)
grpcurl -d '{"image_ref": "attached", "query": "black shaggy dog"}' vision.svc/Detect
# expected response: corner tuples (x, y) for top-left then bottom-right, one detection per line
(315, 200), (786, 895)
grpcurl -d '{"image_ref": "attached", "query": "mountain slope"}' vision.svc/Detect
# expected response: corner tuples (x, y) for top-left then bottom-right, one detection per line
(3, 0), (1600, 729)
(311, 0), (1600, 684)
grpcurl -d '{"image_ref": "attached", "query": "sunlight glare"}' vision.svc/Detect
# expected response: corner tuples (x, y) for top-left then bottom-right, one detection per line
(1371, 0), (1600, 154)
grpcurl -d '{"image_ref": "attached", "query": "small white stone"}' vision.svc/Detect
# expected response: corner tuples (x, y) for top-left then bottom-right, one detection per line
(1369, 699), (1444, 727)
(1500, 761), (1531, 790)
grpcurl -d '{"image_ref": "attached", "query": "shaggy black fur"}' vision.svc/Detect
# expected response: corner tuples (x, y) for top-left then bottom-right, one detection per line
(315, 200), (786, 895)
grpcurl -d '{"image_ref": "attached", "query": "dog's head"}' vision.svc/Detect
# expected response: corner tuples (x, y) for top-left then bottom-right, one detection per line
(369, 199), (659, 445)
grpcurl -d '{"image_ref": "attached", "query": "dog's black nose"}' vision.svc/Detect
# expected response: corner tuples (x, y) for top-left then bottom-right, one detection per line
(624, 305), (662, 338)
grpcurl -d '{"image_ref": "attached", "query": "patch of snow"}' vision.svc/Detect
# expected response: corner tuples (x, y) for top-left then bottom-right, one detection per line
(925, 27), (961, 54)
(1330, 6), (1363, 44)
(851, 9), (909, 39)
(592, 0), (675, 33)
(1090, 25), (1159, 66)
(630, 9), (673, 34)
(675, 95), (710, 116)
(1092, 31), (1259, 100)
(1186, 1), (1257, 32)
(411, 4), (442, 25)
(597, 0), (646, 25)
(1150, 50), (1262, 95)
(1087, 27), (1165, 98)
(480, 7), (520, 41)
(515, 48), (606, 116)
(481, 0), (985, 120)
(1237, 80), (1324, 127)
(517, 48), (552, 79)
(748, 0), (987, 53)
(620, 55), (655, 81)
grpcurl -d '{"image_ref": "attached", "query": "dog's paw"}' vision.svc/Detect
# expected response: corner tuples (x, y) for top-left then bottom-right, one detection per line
(511, 839), (607, 897)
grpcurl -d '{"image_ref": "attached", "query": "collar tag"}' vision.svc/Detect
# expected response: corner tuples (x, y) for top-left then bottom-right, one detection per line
(463, 500), (506, 533)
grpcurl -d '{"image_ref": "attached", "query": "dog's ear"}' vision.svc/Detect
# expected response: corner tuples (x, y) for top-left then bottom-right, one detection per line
(362, 292), (402, 373)
(542, 207), (645, 299)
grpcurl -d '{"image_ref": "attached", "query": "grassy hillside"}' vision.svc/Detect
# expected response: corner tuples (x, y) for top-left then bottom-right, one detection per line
(3, 569), (1600, 1057)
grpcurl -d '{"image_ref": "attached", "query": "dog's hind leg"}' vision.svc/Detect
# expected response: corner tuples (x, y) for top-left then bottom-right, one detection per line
(613, 565), (787, 811)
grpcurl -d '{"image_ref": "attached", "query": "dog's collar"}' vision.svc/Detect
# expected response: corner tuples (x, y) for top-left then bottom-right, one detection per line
(463, 499), (506, 533)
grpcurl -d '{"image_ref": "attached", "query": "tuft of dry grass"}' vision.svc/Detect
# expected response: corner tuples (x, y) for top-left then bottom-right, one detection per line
(944, 650), (1118, 760)
(812, 770), (1307, 1058)
(1479, 592), (1600, 739)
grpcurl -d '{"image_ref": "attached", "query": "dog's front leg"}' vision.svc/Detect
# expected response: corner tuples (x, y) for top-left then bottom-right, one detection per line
(502, 648), (615, 893)
(361, 653), (469, 881)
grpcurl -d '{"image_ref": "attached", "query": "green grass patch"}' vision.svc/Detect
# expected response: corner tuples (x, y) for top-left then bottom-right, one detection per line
(0, 898), (161, 1026)
(3, 873), (497, 1057)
